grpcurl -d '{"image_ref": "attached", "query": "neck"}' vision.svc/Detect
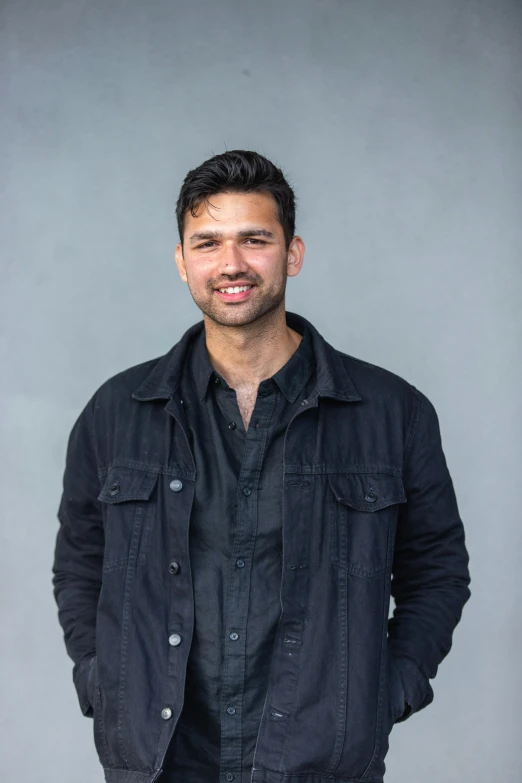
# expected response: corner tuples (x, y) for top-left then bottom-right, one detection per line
(202, 306), (302, 390)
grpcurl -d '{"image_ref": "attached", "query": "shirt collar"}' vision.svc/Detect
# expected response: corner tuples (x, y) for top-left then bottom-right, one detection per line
(132, 311), (361, 405)
(190, 320), (315, 403)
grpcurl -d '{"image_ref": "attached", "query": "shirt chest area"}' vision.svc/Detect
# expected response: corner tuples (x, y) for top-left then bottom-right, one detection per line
(98, 392), (406, 539)
(97, 393), (406, 580)
(184, 386), (290, 554)
(102, 390), (405, 481)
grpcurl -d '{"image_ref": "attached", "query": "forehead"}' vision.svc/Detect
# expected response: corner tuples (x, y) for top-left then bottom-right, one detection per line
(185, 190), (280, 230)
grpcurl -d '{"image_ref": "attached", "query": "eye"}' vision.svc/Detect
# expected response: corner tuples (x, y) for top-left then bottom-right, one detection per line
(245, 238), (266, 245)
(197, 241), (217, 249)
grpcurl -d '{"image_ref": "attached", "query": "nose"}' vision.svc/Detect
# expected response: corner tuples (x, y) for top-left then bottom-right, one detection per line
(220, 241), (249, 274)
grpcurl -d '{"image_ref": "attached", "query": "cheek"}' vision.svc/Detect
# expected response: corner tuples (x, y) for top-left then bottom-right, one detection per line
(185, 266), (211, 290)
(253, 254), (287, 279)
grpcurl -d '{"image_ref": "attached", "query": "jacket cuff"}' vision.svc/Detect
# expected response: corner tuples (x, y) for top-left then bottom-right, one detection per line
(72, 653), (97, 718)
(394, 656), (434, 722)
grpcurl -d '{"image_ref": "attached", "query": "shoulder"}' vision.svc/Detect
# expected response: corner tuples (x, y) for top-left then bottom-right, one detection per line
(334, 349), (443, 454)
(94, 355), (165, 401)
(338, 349), (413, 396)
(335, 348), (434, 420)
(78, 350), (172, 427)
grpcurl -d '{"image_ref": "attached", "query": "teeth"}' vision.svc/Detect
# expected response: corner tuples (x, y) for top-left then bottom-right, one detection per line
(218, 285), (253, 294)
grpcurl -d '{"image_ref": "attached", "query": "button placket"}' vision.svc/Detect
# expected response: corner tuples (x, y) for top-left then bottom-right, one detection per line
(217, 390), (277, 778)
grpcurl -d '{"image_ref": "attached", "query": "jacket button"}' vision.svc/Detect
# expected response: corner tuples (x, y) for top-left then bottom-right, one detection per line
(225, 774), (234, 782)
(170, 479), (183, 492)
(236, 559), (245, 568)
(168, 561), (180, 575)
(365, 491), (377, 503)
(161, 707), (172, 720)
(226, 706), (236, 715)
(242, 487), (251, 496)
(301, 399), (308, 406)
(109, 483), (120, 496)
(228, 421), (236, 430)
(229, 632), (239, 641)
(169, 633), (181, 646)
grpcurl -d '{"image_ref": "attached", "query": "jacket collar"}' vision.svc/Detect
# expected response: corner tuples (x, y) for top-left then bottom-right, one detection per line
(189, 315), (315, 403)
(131, 311), (362, 404)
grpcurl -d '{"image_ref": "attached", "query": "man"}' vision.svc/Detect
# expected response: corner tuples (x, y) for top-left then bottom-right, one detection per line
(52, 149), (471, 783)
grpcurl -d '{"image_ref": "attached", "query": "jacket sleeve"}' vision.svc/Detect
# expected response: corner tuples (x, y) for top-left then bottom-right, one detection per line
(52, 393), (104, 718)
(388, 386), (471, 721)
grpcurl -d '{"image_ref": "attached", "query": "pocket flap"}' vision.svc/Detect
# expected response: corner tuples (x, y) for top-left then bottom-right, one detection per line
(328, 472), (406, 512)
(97, 466), (159, 504)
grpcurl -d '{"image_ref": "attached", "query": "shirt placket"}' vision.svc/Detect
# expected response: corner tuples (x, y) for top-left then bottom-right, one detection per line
(216, 385), (278, 783)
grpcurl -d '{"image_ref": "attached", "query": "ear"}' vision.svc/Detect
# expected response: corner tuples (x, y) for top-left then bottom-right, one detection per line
(175, 242), (188, 283)
(286, 235), (305, 278)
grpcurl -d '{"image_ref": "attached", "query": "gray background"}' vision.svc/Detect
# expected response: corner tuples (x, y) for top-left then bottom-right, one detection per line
(1, 0), (521, 781)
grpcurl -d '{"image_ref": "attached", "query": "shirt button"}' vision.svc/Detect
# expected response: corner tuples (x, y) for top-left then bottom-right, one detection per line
(225, 774), (235, 782)
(214, 375), (220, 384)
(364, 492), (377, 503)
(229, 632), (239, 641)
(168, 633), (182, 646)
(170, 479), (183, 492)
(301, 399), (308, 406)
(168, 561), (180, 575)
(161, 707), (172, 720)
(236, 558), (245, 568)
(226, 706), (236, 715)
(109, 483), (120, 496)
(242, 487), (251, 496)
(228, 421), (236, 430)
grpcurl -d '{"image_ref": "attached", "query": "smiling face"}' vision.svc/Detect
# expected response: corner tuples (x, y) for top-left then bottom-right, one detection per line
(175, 190), (304, 328)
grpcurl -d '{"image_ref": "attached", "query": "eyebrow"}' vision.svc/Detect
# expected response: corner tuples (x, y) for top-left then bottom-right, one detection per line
(188, 228), (275, 243)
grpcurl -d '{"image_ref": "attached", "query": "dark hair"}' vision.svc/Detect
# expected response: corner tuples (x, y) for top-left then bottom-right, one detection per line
(175, 149), (296, 249)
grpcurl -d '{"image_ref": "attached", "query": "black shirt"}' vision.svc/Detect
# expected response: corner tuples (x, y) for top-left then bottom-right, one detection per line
(161, 320), (316, 782)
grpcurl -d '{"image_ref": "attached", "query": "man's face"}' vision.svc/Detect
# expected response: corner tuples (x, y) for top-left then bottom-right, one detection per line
(175, 190), (303, 328)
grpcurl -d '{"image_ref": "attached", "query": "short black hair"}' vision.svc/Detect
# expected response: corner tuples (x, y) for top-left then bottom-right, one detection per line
(175, 150), (296, 250)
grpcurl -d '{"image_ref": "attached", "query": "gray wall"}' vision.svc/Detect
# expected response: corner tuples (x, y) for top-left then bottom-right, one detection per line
(1, 1), (521, 780)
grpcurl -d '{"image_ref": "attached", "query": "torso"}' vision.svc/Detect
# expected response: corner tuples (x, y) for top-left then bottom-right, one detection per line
(235, 385), (259, 430)
(225, 327), (303, 430)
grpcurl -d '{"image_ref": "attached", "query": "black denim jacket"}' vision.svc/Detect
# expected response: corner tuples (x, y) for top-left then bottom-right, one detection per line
(52, 310), (471, 783)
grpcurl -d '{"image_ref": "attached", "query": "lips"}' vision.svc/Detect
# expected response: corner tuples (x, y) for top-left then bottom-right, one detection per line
(214, 284), (255, 292)
(214, 285), (255, 302)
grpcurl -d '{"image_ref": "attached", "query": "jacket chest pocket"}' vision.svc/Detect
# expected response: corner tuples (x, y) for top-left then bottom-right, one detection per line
(328, 472), (407, 578)
(97, 466), (160, 572)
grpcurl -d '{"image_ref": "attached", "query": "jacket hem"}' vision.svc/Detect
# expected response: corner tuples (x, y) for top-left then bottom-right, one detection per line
(251, 769), (383, 783)
(103, 768), (158, 783)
